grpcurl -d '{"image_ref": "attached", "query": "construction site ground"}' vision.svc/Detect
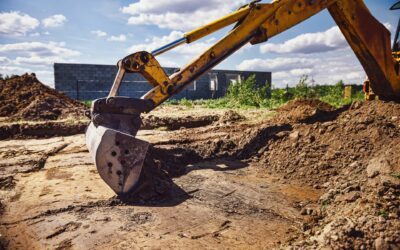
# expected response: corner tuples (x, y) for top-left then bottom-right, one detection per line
(0, 76), (399, 249)
(1, 107), (307, 249)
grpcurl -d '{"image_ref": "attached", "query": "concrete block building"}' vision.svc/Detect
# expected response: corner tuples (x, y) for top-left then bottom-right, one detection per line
(54, 63), (271, 101)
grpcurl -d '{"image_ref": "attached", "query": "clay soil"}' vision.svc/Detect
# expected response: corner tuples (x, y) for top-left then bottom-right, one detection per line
(1, 99), (400, 249)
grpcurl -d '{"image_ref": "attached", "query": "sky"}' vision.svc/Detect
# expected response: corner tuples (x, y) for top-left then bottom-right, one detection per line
(0, 0), (399, 88)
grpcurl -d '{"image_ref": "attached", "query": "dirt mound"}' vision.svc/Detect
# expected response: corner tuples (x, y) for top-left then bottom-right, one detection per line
(276, 98), (336, 123)
(218, 110), (245, 124)
(145, 99), (400, 249)
(0, 73), (87, 121)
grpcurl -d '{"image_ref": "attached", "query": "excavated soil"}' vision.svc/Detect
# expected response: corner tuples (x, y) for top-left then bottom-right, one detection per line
(0, 99), (399, 249)
(136, 99), (400, 248)
(0, 74), (87, 121)
(0, 121), (88, 140)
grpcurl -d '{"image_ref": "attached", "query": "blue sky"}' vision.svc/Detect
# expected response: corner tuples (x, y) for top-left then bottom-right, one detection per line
(0, 0), (399, 88)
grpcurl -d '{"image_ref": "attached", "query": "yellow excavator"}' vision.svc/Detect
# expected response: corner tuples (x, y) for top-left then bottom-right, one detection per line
(86, 0), (400, 195)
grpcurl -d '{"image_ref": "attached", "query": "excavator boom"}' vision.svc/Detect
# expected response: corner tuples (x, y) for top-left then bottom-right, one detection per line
(86, 0), (400, 195)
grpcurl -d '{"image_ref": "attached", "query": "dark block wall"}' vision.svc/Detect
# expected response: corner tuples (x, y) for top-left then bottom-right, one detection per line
(54, 63), (271, 101)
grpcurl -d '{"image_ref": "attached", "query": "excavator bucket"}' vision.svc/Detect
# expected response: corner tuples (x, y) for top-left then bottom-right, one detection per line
(86, 123), (149, 195)
(85, 97), (152, 195)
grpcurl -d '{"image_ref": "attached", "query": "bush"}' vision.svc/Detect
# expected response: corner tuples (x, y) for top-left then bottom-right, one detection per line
(225, 74), (269, 108)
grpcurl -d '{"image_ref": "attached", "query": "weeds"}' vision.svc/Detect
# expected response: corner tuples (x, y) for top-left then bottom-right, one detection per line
(322, 200), (329, 209)
(390, 172), (400, 179)
(165, 74), (364, 109)
(378, 210), (388, 219)
(82, 100), (92, 107)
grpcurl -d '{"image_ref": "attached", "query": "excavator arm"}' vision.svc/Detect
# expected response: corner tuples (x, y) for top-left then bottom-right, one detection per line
(86, 0), (400, 195)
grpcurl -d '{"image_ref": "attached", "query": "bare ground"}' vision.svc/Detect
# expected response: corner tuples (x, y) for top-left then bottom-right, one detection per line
(0, 133), (319, 249)
(1, 100), (399, 249)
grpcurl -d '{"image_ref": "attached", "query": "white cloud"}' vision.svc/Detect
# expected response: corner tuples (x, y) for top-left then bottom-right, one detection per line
(0, 42), (80, 86)
(0, 65), (32, 75)
(0, 56), (11, 65)
(128, 30), (183, 52)
(121, 0), (247, 30)
(14, 56), (67, 65)
(30, 32), (40, 37)
(42, 14), (67, 28)
(128, 30), (213, 55)
(241, 26), (368, 87)
(260, 26), (348, 54)
(108, 34), (127, 42)
(237, 49), (365, 88)
(91, 30), (107, 37)
(0, 64), (53, 86)
(236, 57), (318, 72)
(0, 41), (80, 57)
(0, 11), (40, 36)
(126, 30), (217, 68)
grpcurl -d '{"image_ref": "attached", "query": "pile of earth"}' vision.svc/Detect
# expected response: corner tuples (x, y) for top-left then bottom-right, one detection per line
(0, 73), (87, 121)
(140, 99), (399, 249)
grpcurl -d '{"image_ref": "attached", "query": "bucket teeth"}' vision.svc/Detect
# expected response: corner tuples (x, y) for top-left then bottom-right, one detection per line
(86, 123), (149, 195)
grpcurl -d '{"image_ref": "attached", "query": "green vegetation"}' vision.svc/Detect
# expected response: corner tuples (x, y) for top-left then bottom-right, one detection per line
(82, 100), (92, 107)
(390, 172), (400, 179)
(322, 200), (330, 209)
(378, 210), (389, 219)
(166, 74), (364, 109)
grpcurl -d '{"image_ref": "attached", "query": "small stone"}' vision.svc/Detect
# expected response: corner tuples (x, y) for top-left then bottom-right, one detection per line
(368, 170), (380, 178)
(358, 216), (367, 224)
(375, 237), (388, 250)
(289, 131), (300, 141)
(367, 156), (392, 178)
(342, 191), (361, 202)
(320, 193), (331, 202)
(331, 234), (339, 241)
(349, 162), (359, 168)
